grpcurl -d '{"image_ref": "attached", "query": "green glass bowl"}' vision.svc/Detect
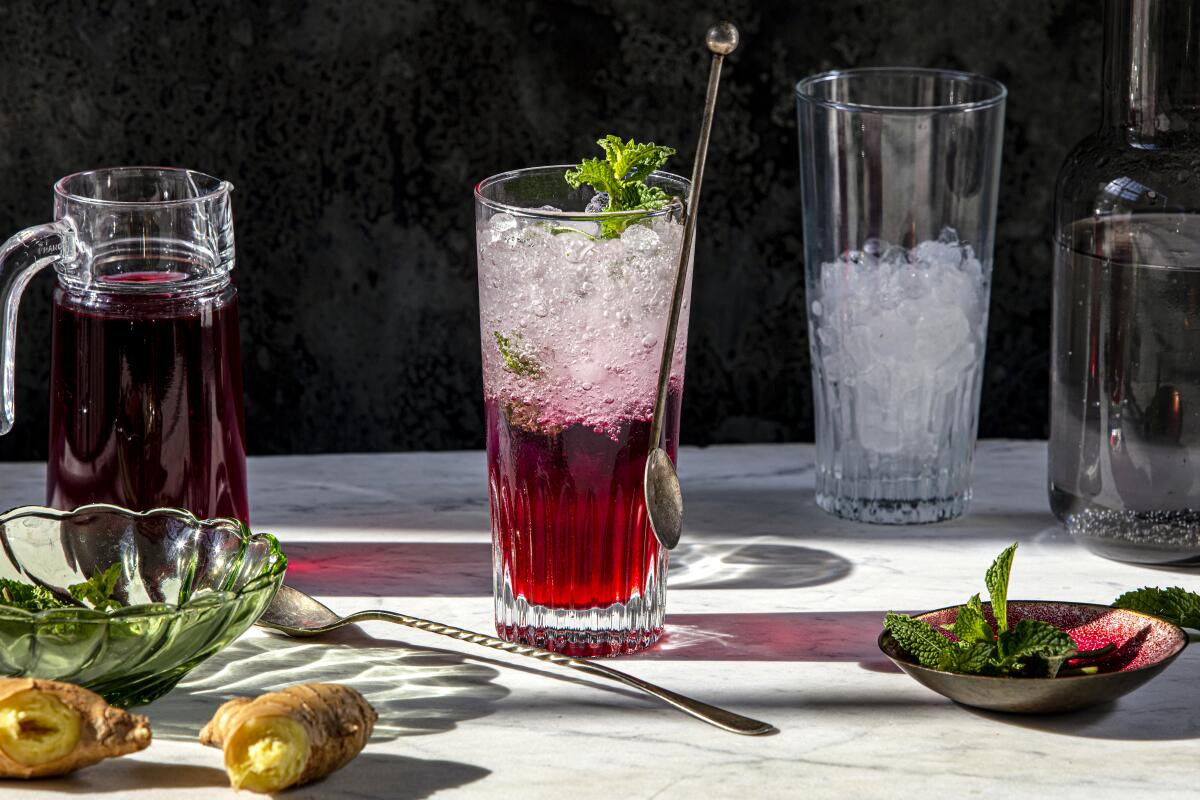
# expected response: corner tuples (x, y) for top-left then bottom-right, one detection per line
(0, 504), (286, 706)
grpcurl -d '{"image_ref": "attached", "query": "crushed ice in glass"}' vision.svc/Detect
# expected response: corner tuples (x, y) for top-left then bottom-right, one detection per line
(477, 206), (687, 437)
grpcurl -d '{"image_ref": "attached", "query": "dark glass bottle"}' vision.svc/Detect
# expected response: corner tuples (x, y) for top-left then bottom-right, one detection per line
(1050, 0), (1200, 563)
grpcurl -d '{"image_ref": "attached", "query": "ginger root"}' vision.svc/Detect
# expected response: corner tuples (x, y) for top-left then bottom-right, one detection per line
(0, 678), (150, 778)
(200, 683), (376, 793)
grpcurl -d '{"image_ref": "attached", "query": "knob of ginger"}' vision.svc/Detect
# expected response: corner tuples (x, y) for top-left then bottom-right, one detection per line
(200, 683), (376, 793)
(0, 678), (150, 778)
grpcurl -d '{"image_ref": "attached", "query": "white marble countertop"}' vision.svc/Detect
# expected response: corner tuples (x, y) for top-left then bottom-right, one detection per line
(3, 441), (1198, 799)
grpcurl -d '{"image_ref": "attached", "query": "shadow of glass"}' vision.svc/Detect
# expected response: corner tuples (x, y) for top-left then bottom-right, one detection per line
(147, 626), (509, 742)
(669, 542), (851, 590)
(680, 488), (1062, 543)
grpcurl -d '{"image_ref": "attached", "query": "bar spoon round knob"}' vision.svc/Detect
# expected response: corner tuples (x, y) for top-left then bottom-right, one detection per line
(644, 22), (739, 551)
(705, 20), (740, 54)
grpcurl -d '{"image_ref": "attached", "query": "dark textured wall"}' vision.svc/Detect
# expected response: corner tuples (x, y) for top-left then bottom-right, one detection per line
(0, 0), (1099, 459)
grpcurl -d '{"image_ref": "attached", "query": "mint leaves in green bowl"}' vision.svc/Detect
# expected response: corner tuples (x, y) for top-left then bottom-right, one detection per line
(0, 504), (286, 707)
(878, 544), (1188, 714)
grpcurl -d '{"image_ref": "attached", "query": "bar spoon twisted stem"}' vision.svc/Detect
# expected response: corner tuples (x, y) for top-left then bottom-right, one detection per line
(258, 585), (774, 736)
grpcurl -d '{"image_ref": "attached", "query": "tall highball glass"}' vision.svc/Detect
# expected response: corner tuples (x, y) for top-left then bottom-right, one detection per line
(474, 166), (691, 656)
(796, 68), (1006, 523)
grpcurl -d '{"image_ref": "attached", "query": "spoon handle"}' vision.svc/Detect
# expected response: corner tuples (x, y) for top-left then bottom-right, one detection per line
(343, 609), (774, 736)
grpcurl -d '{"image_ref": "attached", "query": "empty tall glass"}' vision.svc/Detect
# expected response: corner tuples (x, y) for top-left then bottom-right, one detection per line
(796, 68), (1006, 524)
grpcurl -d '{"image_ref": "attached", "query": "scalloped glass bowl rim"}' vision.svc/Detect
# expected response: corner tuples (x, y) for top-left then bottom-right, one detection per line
(0, 504), (287, 624)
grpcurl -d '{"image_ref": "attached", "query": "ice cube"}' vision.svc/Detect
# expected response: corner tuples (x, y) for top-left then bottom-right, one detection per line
(489, 212), (518, 233)
(867, 310), (916, 361)
(912, 239), (962, 269)
(622, 224), (660, 253)
(937, 226), (960, 245)
(487, 212), (519, 245)
(913, 306), (969, 364)
(899, 266), (931, 300)
(569, 358), (607, 389)
(880, 245), (909, 270)
(874, 274), (904, 310)
(585, 192), (610, 213)
(862, 237), (887, 258)
(561, 234), (595, 264)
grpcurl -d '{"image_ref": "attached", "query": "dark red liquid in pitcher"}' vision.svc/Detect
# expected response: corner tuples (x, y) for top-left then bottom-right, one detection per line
(46, 273), (249, 522)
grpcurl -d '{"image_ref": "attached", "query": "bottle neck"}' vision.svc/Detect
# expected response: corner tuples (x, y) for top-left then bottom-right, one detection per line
(1102, 0), (1200, 141)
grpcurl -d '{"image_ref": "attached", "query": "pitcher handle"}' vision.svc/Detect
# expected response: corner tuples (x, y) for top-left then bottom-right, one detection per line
(0, 221), (75, 435)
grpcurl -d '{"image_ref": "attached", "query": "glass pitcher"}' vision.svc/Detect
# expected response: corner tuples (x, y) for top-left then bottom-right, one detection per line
(1050, 0), (1200, 563)
(0, 167), (249, 522)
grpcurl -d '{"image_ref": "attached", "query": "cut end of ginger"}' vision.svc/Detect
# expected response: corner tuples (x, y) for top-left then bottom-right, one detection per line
(225, 715), (309, 793)
(0, 690), (81, 767)
(0, 679), (149, 778)
(201, 683), (376, 793)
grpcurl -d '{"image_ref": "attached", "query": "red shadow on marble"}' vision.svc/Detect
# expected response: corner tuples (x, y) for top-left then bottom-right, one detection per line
(283, 542), (491, 597)
(646, 611), (897, 666)
(280, 540), (853, 598)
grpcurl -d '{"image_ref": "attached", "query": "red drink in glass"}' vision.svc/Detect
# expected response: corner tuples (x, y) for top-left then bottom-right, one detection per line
(487, 383), (682, 656)
(475, 166), (692, 656)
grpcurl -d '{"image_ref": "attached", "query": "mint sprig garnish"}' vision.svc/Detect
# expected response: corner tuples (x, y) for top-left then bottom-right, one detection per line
(564, 135), (677, 238)
(1114, 586), (1200, 629)
(493, 331), (542, 379)
(884, 543), (1091, 678)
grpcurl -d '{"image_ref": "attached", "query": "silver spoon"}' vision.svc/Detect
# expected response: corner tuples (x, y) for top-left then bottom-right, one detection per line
(645, 21), (740, 551)
(258, 584), (773, 736)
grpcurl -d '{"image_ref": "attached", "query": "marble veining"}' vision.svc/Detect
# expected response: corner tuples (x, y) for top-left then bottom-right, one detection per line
(1, 441), (1197, 799)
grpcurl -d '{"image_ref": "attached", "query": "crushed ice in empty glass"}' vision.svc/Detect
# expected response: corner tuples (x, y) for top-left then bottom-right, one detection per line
(810, 226), (989, 456)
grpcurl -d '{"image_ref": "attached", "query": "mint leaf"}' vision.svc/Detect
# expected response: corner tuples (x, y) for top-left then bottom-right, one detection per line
(991, 618), (1078, 677)
(564, 158), (618, 198)
(565, 135), (677, 238)
(998, 618), (1076, 661)
(595, 135), (674, 186)
(0, 579), (69, 611)
(938, 641), (996, 673)
(884, 611), (951, 668)
(1114, 586), (1200, 629)
(985, 543), (1018, 633)
(493, 331), (542, 379)
(68, 564), (123, 612)
(948, 593), (994, 645)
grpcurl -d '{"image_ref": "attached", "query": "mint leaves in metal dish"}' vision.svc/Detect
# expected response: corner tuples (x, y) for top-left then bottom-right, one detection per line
(878, 544), (1190, 714)
(885, 544), (1115, 678)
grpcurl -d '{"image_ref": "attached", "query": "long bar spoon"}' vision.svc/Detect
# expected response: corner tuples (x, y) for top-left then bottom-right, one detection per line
(645, 21), (740, 551)
(258, 584), (774, 736)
